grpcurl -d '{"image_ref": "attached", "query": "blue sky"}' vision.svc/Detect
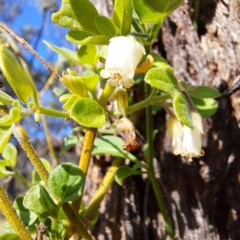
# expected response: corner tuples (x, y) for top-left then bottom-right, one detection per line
(1, 1), (75, 140)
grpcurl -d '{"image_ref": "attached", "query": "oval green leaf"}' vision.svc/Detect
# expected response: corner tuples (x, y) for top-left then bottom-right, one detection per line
(0, 45), (36, 104)
(23, 185), (59, 221)
(43, 40), (80, 64)
(115, 166), (141, 186)
(191, 97), (218, 118)
(51, 0), (81, 29)
(0, 91), (14, 105)
(173, 92), (193, 128)
(188, 86), (221, 99)
(2, 143), (17, 167)
(92, 136), (139, 163)
(70, 98), (106, 128)
(113, 0), (133, 35)
(133, 0), (183, 25)
(0, 126), (13, 153)
(94, 16), (116, 38)
(0, 108), (21, 127)
(145, 67), (180, 95)
(48, 163), (85, 203)
(77, 45), (98, 67)
(69, 0), (100, 34)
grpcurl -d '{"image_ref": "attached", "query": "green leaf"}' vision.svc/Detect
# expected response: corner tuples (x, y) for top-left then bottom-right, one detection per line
(48, 163), (85, 203)
(0, 166), (14, 178)
(13, 197), (38, 230)
(191, 97), (218, 118)
(81, 74), (100, 97)
(77, 45), (98, 67)
(62, 94), (81, 111)
(173, 92), (193, 128)
(187, 86), (221, 99)
(0, 107), (21, 127)
(31, 158), (51, 184)
(24, 185), (59, 221)
(0, 91), (14, 105)
(61, 135), (83, 152)
(133, 0), (183, 25)
(69, 0), (100, 34)
(115, 166), (141, 186)
(0, 233), (19, 240)
(145, 67), (180, 95)
(51, 0), (81, 29)
(43, 41), (80, 64)
(67, 30), (109, 45)
(151, 53), (173, 73)
(0, 126), (13, 153)
(94, 16), (116, 38)
(62, 72), (88, 97)
(113, 0), (133, 35)
(92, 136), (139, 163)
(70, 98), (106, 128)
(2, 143), (17, 167)
(0, 45), (36, 104)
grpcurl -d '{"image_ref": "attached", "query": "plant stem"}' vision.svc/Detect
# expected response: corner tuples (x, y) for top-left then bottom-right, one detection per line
(13, 123), (49, 185)
(62, 203), (93, 240)
(144, 85), (174, 238)
(83, 158), (123, 221)
(42, 113), (59, 167)
(14, 169), (32, 188)
(71, 84), (115, 213)
(0, 184), (32, 240)
(39, 106), (69, 119)
(126, 94), (171, 114)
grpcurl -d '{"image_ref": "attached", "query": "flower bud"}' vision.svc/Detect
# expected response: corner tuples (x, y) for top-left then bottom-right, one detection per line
(116, 117), (140, 152)
(113, 89), (128, 115)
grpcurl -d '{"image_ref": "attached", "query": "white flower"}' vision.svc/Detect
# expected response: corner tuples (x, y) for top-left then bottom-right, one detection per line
(100, 36), (145, 88)
(167, 112), (204, 161)
(167, 115), (184, 155)
(181, 112), (204, 160)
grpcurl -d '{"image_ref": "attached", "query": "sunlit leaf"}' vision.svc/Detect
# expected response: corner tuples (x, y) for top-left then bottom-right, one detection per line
(69, 0), (100, 34)
(2, 143), (17, 167)
(77, 45), (98, 67)
(0, 45), (36, 104)
(94, 16), (116, 38)
(48, 163), (85, 203)
(23, 185), (59, 221)
(43, 40), (80, 63)
(145, 67), (180, 95)
(70, 98), (106, 128)
(67, 30), (109, 45)
(133, 0), (183, 25)
(51, 0), (81, 29)
(0, 108), (21, 127)
(112, 0), (133, 35)
(0, 91), (14, 105)
(0, 126), (13, 153)
(92, 136), (139, 163)
(173, 92), (193, 128)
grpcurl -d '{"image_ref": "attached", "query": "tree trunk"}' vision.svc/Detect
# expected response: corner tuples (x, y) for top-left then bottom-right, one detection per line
(88, 0), (240, 239)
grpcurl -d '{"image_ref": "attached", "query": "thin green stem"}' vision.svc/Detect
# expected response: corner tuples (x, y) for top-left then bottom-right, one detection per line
(144, 85), (174, 238)
(14, 168), (32, 188)
(39, 107), (69, 119)
(83, 158), (123, 221)
(0, 184), (32, 240)
(126, 94), (171, 114)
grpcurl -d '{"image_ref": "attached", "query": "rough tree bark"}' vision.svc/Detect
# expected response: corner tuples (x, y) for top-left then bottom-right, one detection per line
(86, 0), (240, 239)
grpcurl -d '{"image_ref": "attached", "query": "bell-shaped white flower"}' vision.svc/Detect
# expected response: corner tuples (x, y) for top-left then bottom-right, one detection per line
(100, 36), (145, 88)
(167, 115), (184, 155)
(181, 112), (204, 160)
